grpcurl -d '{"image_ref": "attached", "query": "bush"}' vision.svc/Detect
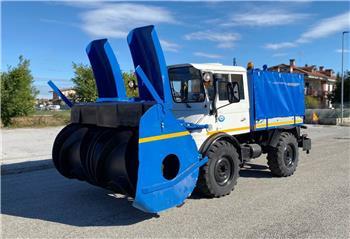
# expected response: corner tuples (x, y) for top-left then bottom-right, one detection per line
(305, 96), (320, 109)
(71, 63), (97, 102)
(330, 71), (350, 105)
(1, 56), (38, 126)
(71, 63), (138, 102)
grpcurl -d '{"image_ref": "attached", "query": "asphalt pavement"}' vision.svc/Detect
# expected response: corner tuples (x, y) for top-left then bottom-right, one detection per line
(1, 126), (62, 163)
(1, 125), (350, 238)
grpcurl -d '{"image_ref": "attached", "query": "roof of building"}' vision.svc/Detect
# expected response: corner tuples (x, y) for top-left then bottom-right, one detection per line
(49, 87), (76, 93)
(268, 62), (336, 82)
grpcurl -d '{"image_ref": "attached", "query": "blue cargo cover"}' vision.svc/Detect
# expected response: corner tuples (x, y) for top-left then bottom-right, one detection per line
(248, 69), (305, 123)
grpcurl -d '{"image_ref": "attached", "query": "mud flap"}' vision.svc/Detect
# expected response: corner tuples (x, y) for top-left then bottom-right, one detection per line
(133, 105), (207, 213)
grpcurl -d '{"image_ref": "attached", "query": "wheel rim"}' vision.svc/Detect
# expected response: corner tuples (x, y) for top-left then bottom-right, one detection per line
(284, 144), (295, 168)
(214, 157), (233, 186)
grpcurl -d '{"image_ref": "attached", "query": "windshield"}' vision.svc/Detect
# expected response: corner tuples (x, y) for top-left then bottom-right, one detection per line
(168, 66), (205, 103)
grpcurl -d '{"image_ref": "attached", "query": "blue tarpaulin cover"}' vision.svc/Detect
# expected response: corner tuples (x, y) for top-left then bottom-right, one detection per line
(248, 69), (305, 121)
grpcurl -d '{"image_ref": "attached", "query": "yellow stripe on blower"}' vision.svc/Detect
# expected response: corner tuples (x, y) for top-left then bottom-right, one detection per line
(139, 131), (190, 144)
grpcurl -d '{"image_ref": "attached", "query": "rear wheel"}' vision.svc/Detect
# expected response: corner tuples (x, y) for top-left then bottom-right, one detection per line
(197, 140), (240, 197)
(267, 132), (299, 177)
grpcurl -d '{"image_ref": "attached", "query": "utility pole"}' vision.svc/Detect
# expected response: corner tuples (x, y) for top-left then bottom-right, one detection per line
(341, 31), (349, 124)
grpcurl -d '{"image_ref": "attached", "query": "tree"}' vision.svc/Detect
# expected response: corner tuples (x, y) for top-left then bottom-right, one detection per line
(305, 95), (320, 109)
(71, 63), (97, 102)
(330, 71), (350, 105)
(71, 63), (138, 102)
(1, 56), (38, 126)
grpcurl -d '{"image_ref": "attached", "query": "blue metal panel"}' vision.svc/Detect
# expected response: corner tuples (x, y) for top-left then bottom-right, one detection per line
(248, 69), (305, 121)
(127, 25), (173, 110)
(181, 122), (209, 131)
(86, 39), (127, 100)
(47, 80), (73, 108)
(135, 66), (164, 105)
(247, 70), (256, 129)
(133, 104), (206, 213)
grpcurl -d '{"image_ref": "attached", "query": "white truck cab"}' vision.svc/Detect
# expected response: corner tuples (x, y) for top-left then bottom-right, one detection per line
(168, 63), (250, 148)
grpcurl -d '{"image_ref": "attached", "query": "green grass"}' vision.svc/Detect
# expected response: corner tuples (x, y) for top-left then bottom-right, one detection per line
(32, 110), (71, 117)
(8, 110), (71, 128)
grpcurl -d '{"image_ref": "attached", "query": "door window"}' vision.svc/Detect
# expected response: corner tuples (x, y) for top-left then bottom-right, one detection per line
(218, 74), (229, 101)
(230, 74), (245, 100)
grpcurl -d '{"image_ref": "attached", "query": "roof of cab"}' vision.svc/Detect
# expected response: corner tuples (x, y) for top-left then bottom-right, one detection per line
(168, 63), (246, 72)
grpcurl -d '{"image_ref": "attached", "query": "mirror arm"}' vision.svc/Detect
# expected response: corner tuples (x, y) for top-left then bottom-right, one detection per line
(216, 102), (233, 111)
(210, 78), (218, 117)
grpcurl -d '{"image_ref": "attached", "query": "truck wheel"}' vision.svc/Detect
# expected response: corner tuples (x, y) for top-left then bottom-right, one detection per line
(197, 140), (240, 197)
(267, 132), (299, 177)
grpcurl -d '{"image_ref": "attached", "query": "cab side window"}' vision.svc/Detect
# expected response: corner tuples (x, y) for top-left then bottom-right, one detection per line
(218, 74), (229, 100)
(206, 79), (215, 101)
(230, 74), (245, 100)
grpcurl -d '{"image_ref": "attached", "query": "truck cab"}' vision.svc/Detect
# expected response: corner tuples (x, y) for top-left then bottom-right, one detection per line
(168, 63), (251, 148)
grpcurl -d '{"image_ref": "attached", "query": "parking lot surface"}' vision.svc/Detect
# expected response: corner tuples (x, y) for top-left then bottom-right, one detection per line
(1, 125), (350, 238)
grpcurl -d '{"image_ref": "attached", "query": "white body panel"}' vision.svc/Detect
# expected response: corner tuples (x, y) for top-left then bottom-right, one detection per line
(170, 63), (250, 149)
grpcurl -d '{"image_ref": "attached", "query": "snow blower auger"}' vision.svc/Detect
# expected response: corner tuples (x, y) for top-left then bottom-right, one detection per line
(49, 25), (208, 213)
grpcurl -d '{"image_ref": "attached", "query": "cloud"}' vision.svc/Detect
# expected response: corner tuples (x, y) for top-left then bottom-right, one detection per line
(79, 3), (175, 38)
(297, 11), (350, 43)
(265, 11), (350, 50)
(265, 42), (297, 50)
(40, 18), (79, 28)
(223, 9), (309, 27)
(194, 52), (223, 59)
(160, 40), (180, 52)
(335, 49), (350, 53)
(184, 31), (240, 48)
(272, 52), (288, 57)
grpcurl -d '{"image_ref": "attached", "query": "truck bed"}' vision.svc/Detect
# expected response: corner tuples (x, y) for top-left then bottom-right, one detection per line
(247, 69), (305, 130)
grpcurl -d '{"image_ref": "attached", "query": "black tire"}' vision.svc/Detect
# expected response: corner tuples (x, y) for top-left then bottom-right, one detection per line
(267, 132), (299, 177)
(197, 140), (240, 197)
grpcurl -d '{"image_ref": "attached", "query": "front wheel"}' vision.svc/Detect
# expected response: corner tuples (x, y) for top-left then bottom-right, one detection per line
(267, 132), (299, 177)
(196, 140), (240, 197)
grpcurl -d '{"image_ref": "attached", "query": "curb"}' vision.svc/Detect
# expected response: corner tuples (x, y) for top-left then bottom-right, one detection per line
(1, 159), (54, 175)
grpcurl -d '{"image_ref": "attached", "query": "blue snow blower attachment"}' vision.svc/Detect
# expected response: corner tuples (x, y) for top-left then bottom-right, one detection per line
(51, 25), (207, 213)
(86, 38), (127, 101)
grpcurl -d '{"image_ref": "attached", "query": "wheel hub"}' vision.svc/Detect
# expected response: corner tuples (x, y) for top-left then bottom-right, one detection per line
(284, 144), (295, 167)
(214, 157), (232, 186)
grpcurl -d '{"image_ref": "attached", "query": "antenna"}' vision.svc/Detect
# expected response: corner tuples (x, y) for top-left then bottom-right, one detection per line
(233, 57), (237, 66)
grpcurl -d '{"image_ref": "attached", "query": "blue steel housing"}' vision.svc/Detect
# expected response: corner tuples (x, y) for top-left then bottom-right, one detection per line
(49, 25), (208, 213)
(86, 39), (127, 101)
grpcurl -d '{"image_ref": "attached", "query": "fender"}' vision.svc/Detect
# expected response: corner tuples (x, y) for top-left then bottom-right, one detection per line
(199, 132), (242, 161)
(267, 126), (300, 148)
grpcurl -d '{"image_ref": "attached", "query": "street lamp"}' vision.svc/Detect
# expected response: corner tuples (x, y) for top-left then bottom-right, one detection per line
(341, 31), (349, 124)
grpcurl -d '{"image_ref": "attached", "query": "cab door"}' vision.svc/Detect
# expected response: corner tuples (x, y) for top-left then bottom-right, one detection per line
(213, 72), (250, 135)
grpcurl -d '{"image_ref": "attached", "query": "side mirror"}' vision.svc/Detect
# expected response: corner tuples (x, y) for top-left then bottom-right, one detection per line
(203, 72), (213, 83)
(227, 82), (240, 103)
(128, 80), (136, 89)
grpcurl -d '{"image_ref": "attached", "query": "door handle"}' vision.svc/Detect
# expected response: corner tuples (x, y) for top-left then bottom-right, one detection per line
(241, 117), (246, 121)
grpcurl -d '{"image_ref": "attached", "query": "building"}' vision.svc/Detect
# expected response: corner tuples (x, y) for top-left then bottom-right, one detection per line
(269, 59), (337, 108)
(50, 87), (76, 103)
